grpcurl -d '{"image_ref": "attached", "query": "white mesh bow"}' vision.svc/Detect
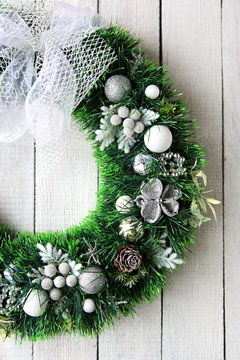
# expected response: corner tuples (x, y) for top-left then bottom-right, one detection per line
(0, 1), (116, 145)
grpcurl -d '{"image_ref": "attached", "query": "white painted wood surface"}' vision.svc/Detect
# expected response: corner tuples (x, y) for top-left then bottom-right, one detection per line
(1, 0), (239, 359)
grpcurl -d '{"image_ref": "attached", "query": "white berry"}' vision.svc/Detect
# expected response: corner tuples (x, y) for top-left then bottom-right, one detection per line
(41, 278), (53, 291)
(66, 274), (78, 288)
(110, 114), (122, 126)
(83, 298), (95, 313)
(130, 109), (141, 121)
(58, 262), (70, 275)
(116, 195), (134, 213)
(123, 127), (134, 138)
(133, 121), (145, 134)
(53, 276), (66, 288)
(44, 264), (57, 278)
(117, 106), (129, 119)
(123, 118), (135, 129)
(50, 288), (62, 301)
(145, 85), (160, 99)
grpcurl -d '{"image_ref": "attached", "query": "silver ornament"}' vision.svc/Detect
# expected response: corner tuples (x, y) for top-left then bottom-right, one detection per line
(79, 266), (106, 294)
(53, 276), (66, 289)
(41, 277), (53, 291)
(119, 216), (144, 242)
(58, 262), (70, 275)
(44, 264), (57, 278)
(133, 153), (153, 175)
(104, 75), (132, 103)
(50, 288), (62, 301)
(66, 275), (77, 288)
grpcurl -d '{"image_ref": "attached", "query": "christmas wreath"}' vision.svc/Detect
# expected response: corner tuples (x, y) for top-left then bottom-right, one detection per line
(0, 2), (220, 341)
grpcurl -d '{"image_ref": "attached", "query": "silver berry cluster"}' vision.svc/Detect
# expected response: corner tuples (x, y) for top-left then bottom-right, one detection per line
(0, 274), (21, 316)
(158, 152), (186, 177)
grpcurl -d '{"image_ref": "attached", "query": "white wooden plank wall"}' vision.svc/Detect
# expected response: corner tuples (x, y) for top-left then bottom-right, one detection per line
(1, 0), (239, 359)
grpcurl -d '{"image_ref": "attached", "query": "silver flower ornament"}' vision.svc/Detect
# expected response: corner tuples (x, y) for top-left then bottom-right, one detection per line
(135, 178), (181, 223)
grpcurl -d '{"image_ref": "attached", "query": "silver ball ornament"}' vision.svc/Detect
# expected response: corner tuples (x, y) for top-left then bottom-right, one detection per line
(50, 288), (62, 301)
(66, 274), (78, 288)
(53, 276), (66, 288)
(104, 75), (132, 103)
(119, 216), (144, 242)
(123, 118), (135, 129)
(145, 84), (160, 99)
(41, 278), (53, 291)
(44, 264), (57, 278)
(116, 195), (134, 213)
(79, 266), (106, 294)
(110, 114), (122, 126)
(58, 262), (70, 275)
(133, 153), (153, 175)
(118, 106), (130, 118)
(133, 121), (145, 134)
(130, 109), (141, 120)
(83, 298), (95, 313)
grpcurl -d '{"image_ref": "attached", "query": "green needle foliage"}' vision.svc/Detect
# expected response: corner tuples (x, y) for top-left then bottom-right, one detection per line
(0, 25), (211, 341)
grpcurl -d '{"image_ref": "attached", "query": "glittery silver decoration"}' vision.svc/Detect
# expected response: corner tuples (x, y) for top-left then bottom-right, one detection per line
(158, 152), (186, 177)
(133, 153), (153, 175)
(104, 75), (132, 103)
(0, 275), (21, 316)
(119, 216), (144, 242)
(135, 178), (182, 223)
(79, 266), (106, 294)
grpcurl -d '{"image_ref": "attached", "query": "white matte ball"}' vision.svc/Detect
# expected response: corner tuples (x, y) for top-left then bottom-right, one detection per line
(144, 125), (173, 153)
(110, 114), (122, 126)
(83, 298), (95, 313)
(145, 84), (160, 99)
(130, 109), (141, 120)
(66, 274), (78, 288)
(49, 288), (62, 301)
(123, 118), (135, 129)
(23, 289), (49, 317)
(123, 127), (134, 138)
(53, 276), (66, 288)
(44, 264), (57, 278)
(41, 277), (53, 291)
(117, 106), (129, 118)
(133, 121), (145, 134)
(116, 195), (134, 213)
(58, 262), (70, 275)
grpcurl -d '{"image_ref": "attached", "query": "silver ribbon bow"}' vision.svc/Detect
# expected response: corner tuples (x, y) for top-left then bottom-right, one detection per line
(0, 1), (116, 145)
(135, 178), (181, 223)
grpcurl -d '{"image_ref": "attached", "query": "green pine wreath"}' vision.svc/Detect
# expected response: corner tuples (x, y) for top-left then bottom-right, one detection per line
(0, 24), (220, 341)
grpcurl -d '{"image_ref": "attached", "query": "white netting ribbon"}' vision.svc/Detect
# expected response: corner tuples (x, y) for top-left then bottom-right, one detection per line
(0, 1), (116, 145)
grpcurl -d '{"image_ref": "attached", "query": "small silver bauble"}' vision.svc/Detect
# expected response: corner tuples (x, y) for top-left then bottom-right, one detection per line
(119, 216), (144, 242)
(133, 153), (153, 175)
(41, 277), (53, 291)
(44, 264), (57, 278)
(83, 298), (95, 313)
(116, 195), (134, 213)
(53, 276), (66, 288)
(118, 106), (130, 118)
(145, 84), (160, 99)
(58, 262), (70, 275)
(50, 288), (62, 301)
(130, 109), (141, 120)
(104, 75), (132, 103)
(79, 266), (106, 294)
(123, 118), (135, 129)
(133, 121), (145, 134)
(66, 274), (78, 288)
(110, 114), (122, 126)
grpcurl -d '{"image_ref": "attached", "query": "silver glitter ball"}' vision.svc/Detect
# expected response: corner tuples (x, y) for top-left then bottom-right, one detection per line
(133, 153), (153, 175)
(104, 75), (132, 103)
(79, 266), (106, 295)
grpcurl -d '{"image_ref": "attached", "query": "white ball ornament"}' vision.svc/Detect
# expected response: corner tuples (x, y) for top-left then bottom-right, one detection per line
(116, 195), (134, 213)
(123, 118), (135, 129)
(66, 274), (78, 288)
(44, 264), (57, 278)
(110, 114), (122, 126)
(144, 125), (173, 153)
(123, 127), (134, 138)
(117, 106), (129, 118)
(58, 262), (70, 275)
(53, 276), (66, 288)
(50, 288), (62, 301)
(23, 289), (49, 317)
(130, 109), (141, 121)
(83, 298), (95, 313)
(41, 278), (53, 291)
(133, 121), (145, 134)
(145, 84), (160, 99)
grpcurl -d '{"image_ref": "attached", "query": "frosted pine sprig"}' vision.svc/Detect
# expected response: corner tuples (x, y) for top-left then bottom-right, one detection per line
(37, 243), (69, 264)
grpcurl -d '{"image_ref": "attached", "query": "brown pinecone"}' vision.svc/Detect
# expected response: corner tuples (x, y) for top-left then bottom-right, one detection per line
(114, 245), (141, 273)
